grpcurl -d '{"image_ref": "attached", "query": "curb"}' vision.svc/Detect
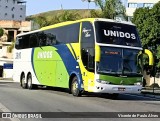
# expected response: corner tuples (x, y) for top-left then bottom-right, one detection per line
(0, 78), (13, 83)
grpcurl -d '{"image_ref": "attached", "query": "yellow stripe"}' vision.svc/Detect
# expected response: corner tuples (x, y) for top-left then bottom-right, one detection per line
(66, 44), (76, 59)
(40, 18), (95, 31)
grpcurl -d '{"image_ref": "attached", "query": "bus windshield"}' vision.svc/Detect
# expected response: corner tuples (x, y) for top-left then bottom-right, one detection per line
(95, 21), (141, 47)
(97, 47), (142, 76)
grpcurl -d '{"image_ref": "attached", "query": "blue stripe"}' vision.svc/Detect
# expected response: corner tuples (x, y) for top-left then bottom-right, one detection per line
(31, 48), (38, 80)
(55, 44), (83, 90)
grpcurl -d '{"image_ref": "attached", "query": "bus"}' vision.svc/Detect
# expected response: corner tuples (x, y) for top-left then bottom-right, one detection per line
(13, 18), (153, 97)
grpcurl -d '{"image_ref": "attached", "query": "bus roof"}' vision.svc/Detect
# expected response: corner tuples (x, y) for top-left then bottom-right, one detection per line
(17, 18), (135, 37)
(41, 18), (135, 30)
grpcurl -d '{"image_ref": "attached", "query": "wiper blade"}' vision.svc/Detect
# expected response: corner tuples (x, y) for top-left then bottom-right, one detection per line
(97, 70), (122, 75)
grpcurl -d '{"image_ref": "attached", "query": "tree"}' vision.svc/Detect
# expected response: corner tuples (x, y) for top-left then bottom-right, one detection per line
(29, 11), (81, 27)
(91, 0), (126, 19)
(132, 1), (160, 74)
(8, 40), (15, 53)
(33, 15), (51, 28)
(59, 11), (80, 22)
(49, 11), (80, 25)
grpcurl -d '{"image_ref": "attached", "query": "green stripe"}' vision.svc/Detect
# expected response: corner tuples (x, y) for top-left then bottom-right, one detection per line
(99, 75), (142, 85)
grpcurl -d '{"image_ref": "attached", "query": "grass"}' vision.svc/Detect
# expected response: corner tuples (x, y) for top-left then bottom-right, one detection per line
(26, 9), (92, 21)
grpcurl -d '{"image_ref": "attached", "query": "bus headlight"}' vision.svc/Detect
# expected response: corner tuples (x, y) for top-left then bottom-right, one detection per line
(96, 79), (110, 84)
(134, 82), (142, 86)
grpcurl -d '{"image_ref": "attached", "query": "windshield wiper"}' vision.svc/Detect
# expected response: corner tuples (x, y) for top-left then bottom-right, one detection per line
(97, 70), (122, 76)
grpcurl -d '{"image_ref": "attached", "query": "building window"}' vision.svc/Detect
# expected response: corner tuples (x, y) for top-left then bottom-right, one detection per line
(144, 3), (153, 8)
(20, 8), (23, 10)
(137, 3), (144, 8)
(11, 7), (15, 11)
(128, 3), (138, 8)
(20, 15), (22, 18)
(5, 6), (8, 8)
(12, 14), (14, 18)
(5, 13), (7, 17)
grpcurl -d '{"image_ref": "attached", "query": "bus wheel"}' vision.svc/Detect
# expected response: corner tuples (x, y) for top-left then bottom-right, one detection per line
(27, 74), (33, 89)
(71, 76), (81, 97)
(21, 74), (27, 89)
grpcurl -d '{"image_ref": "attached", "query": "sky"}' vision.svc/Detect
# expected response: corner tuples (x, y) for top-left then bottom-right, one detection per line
(26, 0), (127, 16)
(26, 0), (97, 16)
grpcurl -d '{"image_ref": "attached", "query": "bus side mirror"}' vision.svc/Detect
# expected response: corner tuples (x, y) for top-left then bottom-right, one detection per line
(144, 49), (154, 66)
(95, 45), (101, 62)
(137, 49), (154, 66)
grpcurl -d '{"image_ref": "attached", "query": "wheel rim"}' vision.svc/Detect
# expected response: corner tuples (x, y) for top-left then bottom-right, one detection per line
(72, 80), (78, 95)
(27, 77), (32, 89)
(21, 77), (25, 87)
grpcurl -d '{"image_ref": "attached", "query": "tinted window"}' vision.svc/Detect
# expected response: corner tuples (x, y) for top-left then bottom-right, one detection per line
(97, 47), (141, 76)
(15, 35), (30, 49)
(15, 33), (38, 49)
(44, 23), (80, 44)
(15, 23), (80, 49)
(95, 21), (141, 47)
(29, 34), (38, 48)
(38, 32), (57, 46)
(81, 22), (95, 72)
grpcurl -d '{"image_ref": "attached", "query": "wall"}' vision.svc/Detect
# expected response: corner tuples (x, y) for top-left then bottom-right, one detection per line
(0, 0), (26, 21)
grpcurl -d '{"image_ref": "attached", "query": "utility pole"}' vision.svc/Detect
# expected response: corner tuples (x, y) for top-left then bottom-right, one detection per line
(81, 0), (95, 17)
(60, 0), (63, 10)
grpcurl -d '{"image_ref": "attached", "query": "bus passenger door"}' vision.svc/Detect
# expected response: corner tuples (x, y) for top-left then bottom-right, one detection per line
(80, 21), (95, 92)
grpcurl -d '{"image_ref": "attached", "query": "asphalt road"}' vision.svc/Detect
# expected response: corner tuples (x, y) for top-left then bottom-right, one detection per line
(0, 81), (160, 121)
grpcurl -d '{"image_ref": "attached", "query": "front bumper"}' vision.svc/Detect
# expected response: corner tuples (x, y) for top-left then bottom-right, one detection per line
(93, 82), (142, 94)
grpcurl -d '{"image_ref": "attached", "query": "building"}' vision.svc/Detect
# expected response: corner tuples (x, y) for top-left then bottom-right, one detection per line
(0, 0), (39, 78)
(126, 0), (160, 21)
(0, 0), (26, 21)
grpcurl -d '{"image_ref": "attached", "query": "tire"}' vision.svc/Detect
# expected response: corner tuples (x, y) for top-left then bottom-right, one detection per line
(27, 74), (33, 90)
(71, 76), (81, 97)
(21, 74), (27, 89)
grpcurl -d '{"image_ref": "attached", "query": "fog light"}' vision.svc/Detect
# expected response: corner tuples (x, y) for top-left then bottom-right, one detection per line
(96, 79), (110, 84)
(134, 82), (142, 86)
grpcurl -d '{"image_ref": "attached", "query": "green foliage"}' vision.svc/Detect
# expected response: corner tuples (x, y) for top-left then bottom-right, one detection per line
(8, 40), (15, 53)
(132, 1), (160, 74)
(33, 15), (51, 28)
(50, 11), (80, 25)
(92, 0), (126, 19)
(59, 11), (80, 22)
(0, 28), (4, 37)
(28, 10), (82, 27)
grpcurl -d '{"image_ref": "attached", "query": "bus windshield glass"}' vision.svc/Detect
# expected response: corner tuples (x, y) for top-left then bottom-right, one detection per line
(97, 47), (142, 76)
(95, 21), (141, 47)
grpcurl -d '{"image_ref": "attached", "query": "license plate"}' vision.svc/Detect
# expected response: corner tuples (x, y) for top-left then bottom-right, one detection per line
(118, 87), (126, 91)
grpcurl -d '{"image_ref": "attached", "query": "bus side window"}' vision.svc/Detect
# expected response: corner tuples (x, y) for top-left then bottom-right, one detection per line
(16, 35), (30, 49)
(29, 34), (38, 48)
(15, 38), (20, 49)
(38, 32), (47, 46)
